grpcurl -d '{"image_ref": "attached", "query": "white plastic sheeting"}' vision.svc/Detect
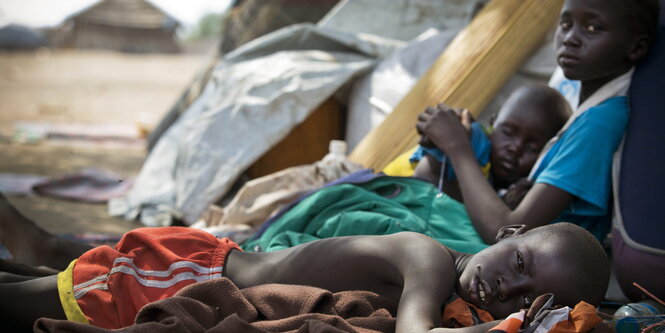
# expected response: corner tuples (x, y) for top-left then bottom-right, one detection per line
(329, 0), (558, 151)
(344, 29), (458, 150)
(109, 24), (382, 226)
(318, 0), (487, 42)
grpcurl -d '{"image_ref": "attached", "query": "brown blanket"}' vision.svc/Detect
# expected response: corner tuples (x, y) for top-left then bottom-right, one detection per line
(35, 278), (398, 333)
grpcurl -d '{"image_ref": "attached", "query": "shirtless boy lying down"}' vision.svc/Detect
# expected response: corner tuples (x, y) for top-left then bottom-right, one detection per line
(0, 220), (609, 333)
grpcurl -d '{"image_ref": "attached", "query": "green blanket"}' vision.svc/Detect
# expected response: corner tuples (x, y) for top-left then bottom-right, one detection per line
(242, 176), (488, 254)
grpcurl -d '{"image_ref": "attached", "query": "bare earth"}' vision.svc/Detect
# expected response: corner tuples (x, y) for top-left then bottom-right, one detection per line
(0, 49), (210, 236)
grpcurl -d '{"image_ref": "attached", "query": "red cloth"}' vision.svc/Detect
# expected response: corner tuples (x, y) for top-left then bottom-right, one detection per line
(442, 297), (494, 327)
(72, 227), (239, 329)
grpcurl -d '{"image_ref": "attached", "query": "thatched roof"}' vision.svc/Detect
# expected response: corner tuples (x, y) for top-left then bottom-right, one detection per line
(67, 0), (179, 30)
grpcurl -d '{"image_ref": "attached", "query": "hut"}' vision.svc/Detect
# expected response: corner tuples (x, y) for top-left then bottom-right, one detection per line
(0, 24), (49, 51)
(54, 0), (180, 53)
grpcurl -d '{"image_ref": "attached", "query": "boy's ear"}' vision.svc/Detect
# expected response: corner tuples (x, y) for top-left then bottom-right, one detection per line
(628, 35), (651, 63)
(495, 224), (527, 242)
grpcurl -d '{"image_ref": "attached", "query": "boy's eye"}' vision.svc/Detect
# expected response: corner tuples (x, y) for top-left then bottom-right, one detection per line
(586, 25), (597, 32)
(516, 251), (524, 273)
(560, 21), (571, 30)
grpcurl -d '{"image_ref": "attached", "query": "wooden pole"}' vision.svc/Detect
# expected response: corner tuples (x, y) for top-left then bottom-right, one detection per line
(349, 0), (563, 171)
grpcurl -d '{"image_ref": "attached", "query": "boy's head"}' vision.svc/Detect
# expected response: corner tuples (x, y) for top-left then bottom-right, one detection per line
(488, 85), (570, 186)
(455, 223), (610, 318)
(555, 0), (659, 84)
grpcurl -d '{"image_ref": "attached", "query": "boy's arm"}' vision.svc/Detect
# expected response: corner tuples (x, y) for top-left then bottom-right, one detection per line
(417, 105), (572, 243)
(393, 234), (456, 332)
(227, 233), (456, 333)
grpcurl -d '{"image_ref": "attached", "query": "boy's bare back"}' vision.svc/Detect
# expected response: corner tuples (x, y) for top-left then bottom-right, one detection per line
(225, 232), (457, 332)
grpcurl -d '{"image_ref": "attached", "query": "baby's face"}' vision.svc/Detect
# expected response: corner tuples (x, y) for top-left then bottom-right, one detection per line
(489, 98), (556, 184)
(455, 234), (579, 318)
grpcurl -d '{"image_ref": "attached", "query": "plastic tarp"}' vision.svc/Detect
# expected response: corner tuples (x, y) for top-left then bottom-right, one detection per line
(109, 24), (384, 226)
(326, 0), (558, 150)
(110, 0), (559, 226)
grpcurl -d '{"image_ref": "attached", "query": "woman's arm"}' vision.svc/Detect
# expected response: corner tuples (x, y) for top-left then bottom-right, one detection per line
(417, 106), (572, 243)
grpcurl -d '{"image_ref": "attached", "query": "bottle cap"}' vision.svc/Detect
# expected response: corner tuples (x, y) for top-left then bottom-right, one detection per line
(329, 140), (347, 155)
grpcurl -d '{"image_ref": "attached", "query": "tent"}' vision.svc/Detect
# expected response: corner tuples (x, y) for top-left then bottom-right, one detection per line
(110, 0), (560, 226)
(52, 0), (180, 53)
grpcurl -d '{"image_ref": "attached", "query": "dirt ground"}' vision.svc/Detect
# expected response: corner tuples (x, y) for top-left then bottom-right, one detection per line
(0, 49), (211, 236)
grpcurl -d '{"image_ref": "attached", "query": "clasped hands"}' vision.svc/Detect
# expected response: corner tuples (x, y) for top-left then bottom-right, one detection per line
(416, 103), (474, 155)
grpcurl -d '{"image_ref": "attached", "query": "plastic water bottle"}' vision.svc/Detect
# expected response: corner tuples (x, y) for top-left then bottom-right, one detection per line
(612, 300), (665, 333)
(316, 140), (362, 182)
(322, 140), (348, 163)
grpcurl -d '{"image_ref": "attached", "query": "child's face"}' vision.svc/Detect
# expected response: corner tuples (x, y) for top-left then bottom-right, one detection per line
(555, 0), (636, 84)
(455, 233), (579, 318)
(488, 97), (557, 184)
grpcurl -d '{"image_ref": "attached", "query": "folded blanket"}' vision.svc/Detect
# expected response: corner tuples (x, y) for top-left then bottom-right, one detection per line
(35, 277), (495, 332)
(35, 278), (398, 333)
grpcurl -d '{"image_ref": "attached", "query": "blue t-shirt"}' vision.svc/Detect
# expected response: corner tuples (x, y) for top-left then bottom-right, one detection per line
(531, 96), (629, 239)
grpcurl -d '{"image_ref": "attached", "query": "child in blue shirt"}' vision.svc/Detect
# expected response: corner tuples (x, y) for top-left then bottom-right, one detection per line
(417, 0), (660, 243)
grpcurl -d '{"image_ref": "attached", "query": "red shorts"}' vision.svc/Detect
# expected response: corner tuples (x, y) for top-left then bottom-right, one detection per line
(57, 227), (241, 329)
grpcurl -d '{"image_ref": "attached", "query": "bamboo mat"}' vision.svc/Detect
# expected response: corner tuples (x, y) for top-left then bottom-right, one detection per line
(349, 0), (563, 171)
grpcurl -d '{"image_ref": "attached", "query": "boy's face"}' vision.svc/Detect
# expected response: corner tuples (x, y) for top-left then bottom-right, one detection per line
(455, 233), (579, 318)
(488, 96), (557, 184)
(555, 0), (636, 84)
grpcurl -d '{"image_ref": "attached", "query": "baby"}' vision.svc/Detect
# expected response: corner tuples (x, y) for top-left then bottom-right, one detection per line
(387, 85), (570, 202)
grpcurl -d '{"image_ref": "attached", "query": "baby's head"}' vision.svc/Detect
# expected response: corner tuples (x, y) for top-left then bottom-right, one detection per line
(488, 85), (570, 186)
(556, 0), (659, 84)
(456, 222), (610, 318)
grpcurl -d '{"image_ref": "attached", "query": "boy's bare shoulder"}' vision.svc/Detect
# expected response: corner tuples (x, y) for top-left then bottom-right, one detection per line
(343, 232), (447, 252)
(380, 232), (447, 250)
(370, 232), (452, 267)
(225, 231), (457, 309)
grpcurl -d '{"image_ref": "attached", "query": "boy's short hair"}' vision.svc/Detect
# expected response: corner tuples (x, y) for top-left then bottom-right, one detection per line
(624, 0), (660, 41)
(524, 222), (610, 306)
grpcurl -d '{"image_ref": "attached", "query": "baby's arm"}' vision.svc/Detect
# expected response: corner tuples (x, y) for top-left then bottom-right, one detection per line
(413, 154), (441, 184)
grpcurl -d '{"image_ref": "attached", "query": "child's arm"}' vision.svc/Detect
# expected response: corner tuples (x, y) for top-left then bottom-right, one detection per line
(394, 235), (455, 333)
(226, 232), (457, 333)
(413, 154), (441, 184)
(417, 105), (572, 243)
